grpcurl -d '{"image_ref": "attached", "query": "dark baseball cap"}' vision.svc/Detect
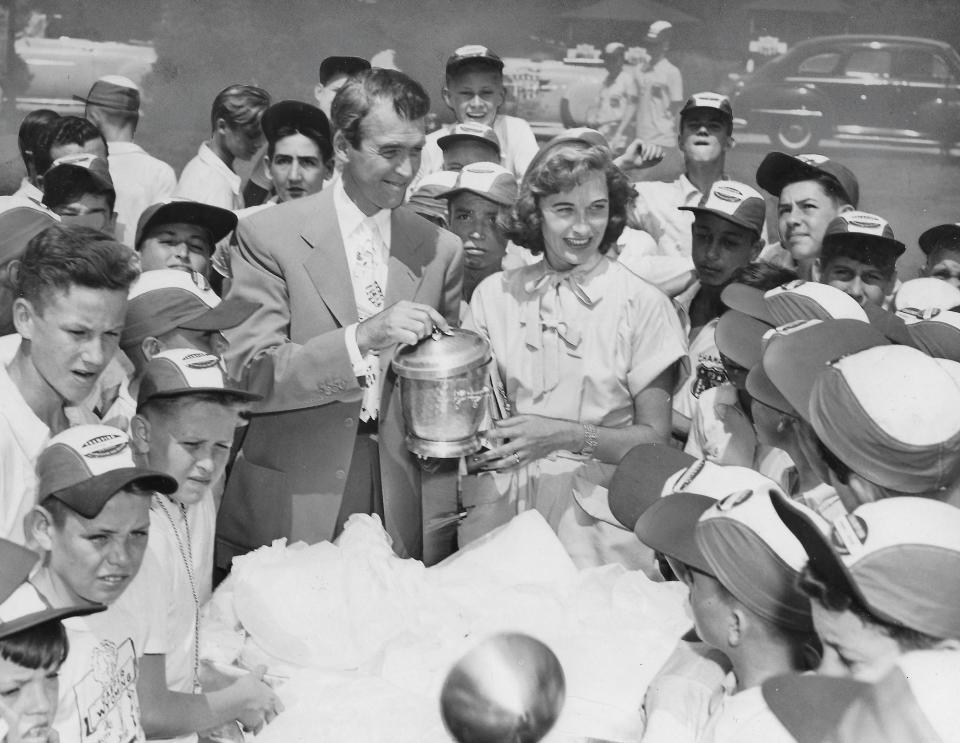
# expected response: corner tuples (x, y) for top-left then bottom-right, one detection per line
(607, 443), (696, 530)
(756, 152), (860, 208)
(37, 425), (177, 518)
(135, 200), (238, 248)
(715, 309), (772, 371)
(73, 75), (141, 113)
(318, 56), (370, 85)
(679, 92), (733, 124)
(446, 44), (504, 74)
(0, 538), (104, 639)
(918, 222), (960, 255)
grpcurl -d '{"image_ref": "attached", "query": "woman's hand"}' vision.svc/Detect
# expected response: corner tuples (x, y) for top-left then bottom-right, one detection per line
(470, 415), (581, 471)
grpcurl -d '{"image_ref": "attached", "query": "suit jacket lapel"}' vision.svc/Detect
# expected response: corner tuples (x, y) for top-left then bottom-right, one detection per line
(301, 190), (358, 327)
(385, 210), (423, 307)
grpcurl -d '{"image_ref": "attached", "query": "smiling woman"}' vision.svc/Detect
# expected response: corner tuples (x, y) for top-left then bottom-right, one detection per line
(462, 143), (688, 567)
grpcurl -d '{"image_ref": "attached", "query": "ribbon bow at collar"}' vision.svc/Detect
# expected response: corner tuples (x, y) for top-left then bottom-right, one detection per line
(521, 266), (598, 397)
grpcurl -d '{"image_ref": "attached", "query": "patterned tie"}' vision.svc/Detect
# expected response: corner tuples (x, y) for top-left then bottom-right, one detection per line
(355, 218), (386, 421)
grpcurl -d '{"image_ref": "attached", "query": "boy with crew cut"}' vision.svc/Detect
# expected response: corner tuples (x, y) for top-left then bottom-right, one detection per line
(635, 487), (815, 743)
(175, 85), (271, 211)
(0, 224), (138, 544)
(33, 118), (108, 186)
(410, 45), (538, 191)
(0, 537), (104, 743)
(129, 350), (271, 743)
(27, 424), (279, 743)
(40, 155), (117, 236)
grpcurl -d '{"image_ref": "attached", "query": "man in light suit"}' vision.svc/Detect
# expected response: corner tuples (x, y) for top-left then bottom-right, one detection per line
(216, 70), (462, 569)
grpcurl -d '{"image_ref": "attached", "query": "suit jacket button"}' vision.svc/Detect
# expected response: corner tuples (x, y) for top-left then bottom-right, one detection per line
(344, 418), (353, 427)
(335, 469), (346, 480)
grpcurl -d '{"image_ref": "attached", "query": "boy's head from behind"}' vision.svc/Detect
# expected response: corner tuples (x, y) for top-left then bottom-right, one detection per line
(34, 116), (107, 179)
(0, 538), (103, 742)
(636, 487), (815, 673)
(131, 349), (258, 505)
(13, 225), (139, 406)
(775, 494), (960, 682)
(40, 154), (116, 234)
(442, 45), (505, 128)
(29, 425), (177, 608)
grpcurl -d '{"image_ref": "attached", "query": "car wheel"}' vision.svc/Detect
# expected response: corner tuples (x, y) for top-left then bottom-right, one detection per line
(770, 118), (820, 152)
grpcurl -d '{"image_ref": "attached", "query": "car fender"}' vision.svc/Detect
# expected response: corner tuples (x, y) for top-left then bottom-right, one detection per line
(738, 82), (832, 127)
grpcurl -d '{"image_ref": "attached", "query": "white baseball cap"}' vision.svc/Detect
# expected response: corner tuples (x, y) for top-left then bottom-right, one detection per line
(679, 180), (766, 236)
(439, 162), (518, 207)
(137, 348), (261, 406)
(764, 280), (870, 326)
(895, 277), (960, 313)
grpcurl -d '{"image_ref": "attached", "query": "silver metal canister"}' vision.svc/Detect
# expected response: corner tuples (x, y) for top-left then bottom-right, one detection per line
(392, 329), (492, 457)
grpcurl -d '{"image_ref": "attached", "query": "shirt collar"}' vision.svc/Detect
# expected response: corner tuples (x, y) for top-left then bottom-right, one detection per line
(333, 177), (391, 240)
(197, 142), (241, 188)
(106, 141), (144, 155)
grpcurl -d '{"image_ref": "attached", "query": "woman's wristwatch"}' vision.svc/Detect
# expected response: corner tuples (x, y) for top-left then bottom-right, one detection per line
(580, 423), (599, 456)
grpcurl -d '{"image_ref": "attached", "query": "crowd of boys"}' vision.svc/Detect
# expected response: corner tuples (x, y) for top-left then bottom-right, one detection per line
(0, 20), (957, 743)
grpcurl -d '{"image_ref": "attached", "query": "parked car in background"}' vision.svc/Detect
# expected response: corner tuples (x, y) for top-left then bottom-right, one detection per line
(502, 55), (609, 139)
(11, 35), (156, 114)
(732, 35), (960, 152)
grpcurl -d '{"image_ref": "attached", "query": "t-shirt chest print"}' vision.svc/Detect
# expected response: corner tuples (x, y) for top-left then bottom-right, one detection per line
(74, 638), (142, 743)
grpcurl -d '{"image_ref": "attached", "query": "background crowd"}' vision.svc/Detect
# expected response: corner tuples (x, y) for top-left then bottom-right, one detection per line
(0, 20), (958, 743)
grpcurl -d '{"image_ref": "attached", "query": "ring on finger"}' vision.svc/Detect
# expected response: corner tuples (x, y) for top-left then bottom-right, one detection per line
(512, 452), (521, 465)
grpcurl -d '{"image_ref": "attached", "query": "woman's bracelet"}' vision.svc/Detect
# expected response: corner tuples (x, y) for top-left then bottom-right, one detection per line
(580, 423), (599, 456)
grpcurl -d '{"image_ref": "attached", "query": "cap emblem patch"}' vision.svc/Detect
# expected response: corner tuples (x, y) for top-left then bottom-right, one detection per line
(717, 488), (753, 511)
(454, 45), (489, 57)
(81, 433), (129, 458)
(714, 185), (743, 203)
(846, 215), (882, 230)
(798, 154), (828, 165)
(184, 352), (220, 370)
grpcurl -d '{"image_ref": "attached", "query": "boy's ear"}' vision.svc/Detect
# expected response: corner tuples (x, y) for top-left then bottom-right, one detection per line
(129, 414), (151, 455)
(140, 336), (163, 363)
(441, 86), (454, 112)
(27, 506), (55, 552)
(838, 203), (855, 215)
(727, 607), (746, 647)
(214, 117), (229, 136)
(12, 296), (36, 339)
(750, 238), (764, 261)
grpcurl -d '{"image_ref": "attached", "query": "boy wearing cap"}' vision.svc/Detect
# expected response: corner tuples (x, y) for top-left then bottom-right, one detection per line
(671, 180), (765, 438)
(629, 92), (734, 260)
(632, 21), (684, 182)
(439, 162), (517, 305)
(813, 212), (902, 309)
(314, 55), (371, 119)
(26, 425), (279, 743)
(0, 225), (138, 544)
(40, 155), (116, 236)
(586, 42), (638, 150)
(410, 44), (538, 191)
(775, 494), (960, 683)
(78, 76), (177, 247)
(175, 85), (271, 211)
(407, 170), (458, 228)
(120, 269), (257, 397)
(134, 200), (238, 281)
(0, 538), (103, 743)
(129, 351), (274, 743)
(756, 152), (860, 279)
(918, 222), (960, 289)
(636, 488), (815, 743)
(437, 122), (501, 173)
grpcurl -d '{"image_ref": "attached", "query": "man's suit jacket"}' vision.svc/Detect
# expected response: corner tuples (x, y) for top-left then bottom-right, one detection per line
(216, 188), (462, 566)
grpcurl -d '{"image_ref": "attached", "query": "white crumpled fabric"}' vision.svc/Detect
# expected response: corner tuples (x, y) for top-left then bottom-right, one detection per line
(201, 511), (691, 742)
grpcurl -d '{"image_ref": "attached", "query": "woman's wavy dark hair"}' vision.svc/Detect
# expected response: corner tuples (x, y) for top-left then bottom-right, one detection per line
(505, 144), (636, 256)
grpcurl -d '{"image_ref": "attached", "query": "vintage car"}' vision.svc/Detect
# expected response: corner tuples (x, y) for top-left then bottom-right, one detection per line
(502, 54), (610, 139)
(732, 35), (960, 151)
(12, 35), (156, 114)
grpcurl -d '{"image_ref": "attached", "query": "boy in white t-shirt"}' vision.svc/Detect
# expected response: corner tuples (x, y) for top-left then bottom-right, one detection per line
(26, 424), (278, 743)
(410, 45), (538, 192)
(128, 349), (270, 743)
